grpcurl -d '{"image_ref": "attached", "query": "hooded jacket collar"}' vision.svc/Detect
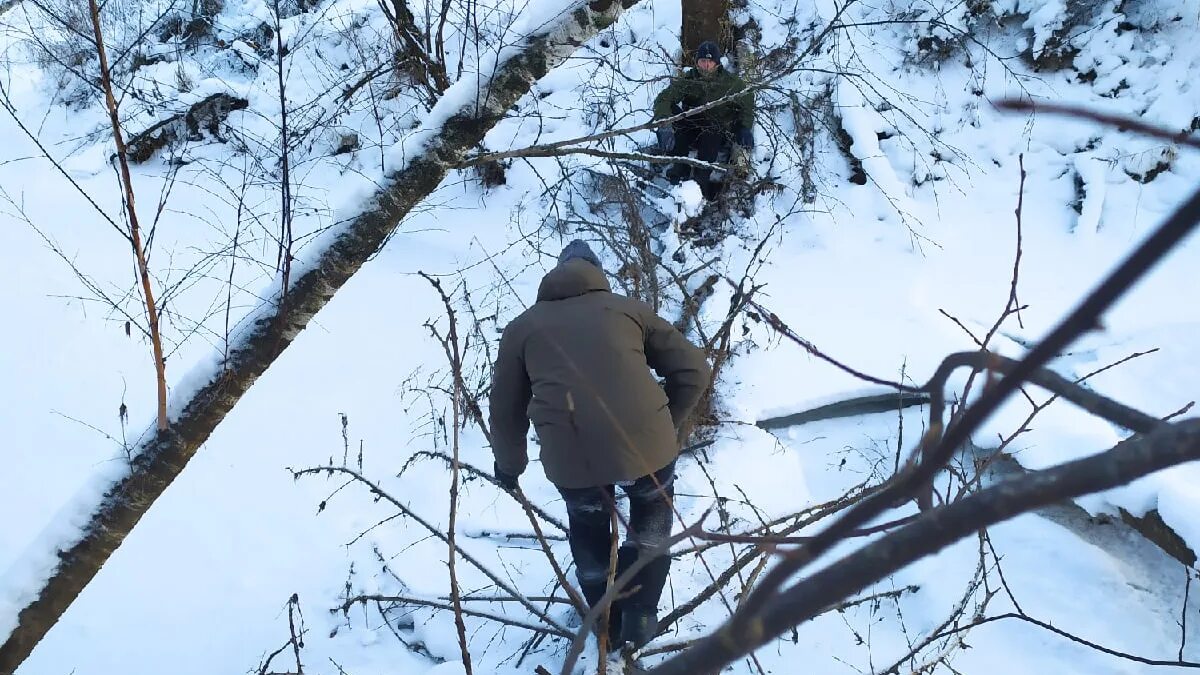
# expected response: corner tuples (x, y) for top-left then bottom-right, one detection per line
(537, 259), (611, 301)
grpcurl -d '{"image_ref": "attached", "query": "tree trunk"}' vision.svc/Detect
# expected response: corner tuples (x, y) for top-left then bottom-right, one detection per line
(756, 392), (932, 430)
(0, 0), (638, 670)
(680, 0), (731, 61)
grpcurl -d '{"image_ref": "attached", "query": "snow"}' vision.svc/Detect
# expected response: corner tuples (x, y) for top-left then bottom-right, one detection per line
(669, 180), (705, 221)
(835, 79), (918, 222)
(1074, 154), (1109, 234)
(1023, 0), (1068, 54)
(2, 0), (1200, 672)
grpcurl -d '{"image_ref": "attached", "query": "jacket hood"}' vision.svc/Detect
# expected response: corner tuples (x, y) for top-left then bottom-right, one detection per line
(558, 239), (603, 268)
(537, 258), (611, 301)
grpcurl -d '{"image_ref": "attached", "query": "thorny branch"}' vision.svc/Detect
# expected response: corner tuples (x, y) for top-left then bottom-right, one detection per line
(258, 594), (306, 675)
(942, 153), (1031, 446)
(292, 465), (570, 635)
(339, 594), (572, 638)
(418, 273), (472, 674)
(401, 450), (567, 532)
(877, 535), (992, 675)
(925, 611), (1200, 669)
(742, 292), (923, 394)
(1183, 568), (1193, 662)
(464, 146), (729, 170)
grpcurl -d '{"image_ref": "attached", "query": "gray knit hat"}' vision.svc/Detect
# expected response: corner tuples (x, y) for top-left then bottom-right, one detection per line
(558, 239), (602, 269)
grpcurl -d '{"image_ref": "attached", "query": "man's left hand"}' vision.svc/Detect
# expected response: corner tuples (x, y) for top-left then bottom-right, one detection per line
(735, 127), (754, 148)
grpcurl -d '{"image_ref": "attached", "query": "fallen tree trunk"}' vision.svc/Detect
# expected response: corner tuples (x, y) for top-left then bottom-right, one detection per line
(0, 0), (638, 669)
(125, 93), (248, 163)
(981, 445), (1198, 568)
(757, 391), (931, 430)
(1118, 507), (1196, 568)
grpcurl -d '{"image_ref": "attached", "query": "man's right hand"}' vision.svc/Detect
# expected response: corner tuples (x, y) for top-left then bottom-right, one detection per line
(494, 461), (520, 492)
(656, 124), (675, 152)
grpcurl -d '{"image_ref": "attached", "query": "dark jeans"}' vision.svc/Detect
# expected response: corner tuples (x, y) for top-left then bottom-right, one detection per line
(557, 461), (676, 614)
(668, 116), (731, 199)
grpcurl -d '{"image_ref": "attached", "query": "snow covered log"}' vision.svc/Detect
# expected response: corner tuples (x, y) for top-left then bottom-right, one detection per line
(125, 93), (248, 163)
(0, 0), (639, 669)
(756, 392), (931, 430)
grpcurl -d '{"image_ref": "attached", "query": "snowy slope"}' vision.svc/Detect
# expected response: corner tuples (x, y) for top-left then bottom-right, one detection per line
(2, 0), (1199, 673)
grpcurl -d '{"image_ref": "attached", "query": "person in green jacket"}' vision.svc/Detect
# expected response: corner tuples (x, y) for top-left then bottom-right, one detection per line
(652, 40), (755, 199)
(489, 240), (711, 651)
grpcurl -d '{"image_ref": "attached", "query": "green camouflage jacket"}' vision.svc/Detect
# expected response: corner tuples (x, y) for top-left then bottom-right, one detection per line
(652, 66), (754, 130)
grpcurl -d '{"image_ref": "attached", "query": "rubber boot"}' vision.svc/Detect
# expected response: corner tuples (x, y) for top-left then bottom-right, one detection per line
(607, 544), (641, 649)
(619, 553), (670, 650)
(619, 606), (658, 651)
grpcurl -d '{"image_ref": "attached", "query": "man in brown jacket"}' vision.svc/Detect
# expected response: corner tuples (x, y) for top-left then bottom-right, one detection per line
(489, 239), (711, 650)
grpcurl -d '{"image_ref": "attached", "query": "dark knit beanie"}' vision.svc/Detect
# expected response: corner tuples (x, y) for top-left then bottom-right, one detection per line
(696, 41), (722, 62)
(558, 239), (602, 269)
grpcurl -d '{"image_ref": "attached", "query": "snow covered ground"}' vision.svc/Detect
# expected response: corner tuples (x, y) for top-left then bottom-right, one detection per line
(2, 0), (1199, 673)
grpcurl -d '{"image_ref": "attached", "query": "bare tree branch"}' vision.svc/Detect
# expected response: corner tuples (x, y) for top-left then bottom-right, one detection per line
(649, 418), (1200, 674)
(339, 594), (572, 639)
(704, 179), (1200, 655)
(88, 0), (168, 431)
(997, 99), (1200, 151)
(401, 450), (567, 533)
(923, 611), (1200, 669)
(418, 273), (472, 674)
(741, 292), (923, 393)
(295, 464), (570, 635)
(461, 146), (725, 170)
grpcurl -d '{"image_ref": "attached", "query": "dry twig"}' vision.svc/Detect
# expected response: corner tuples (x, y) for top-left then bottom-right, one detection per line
(419, 273), (472, 673)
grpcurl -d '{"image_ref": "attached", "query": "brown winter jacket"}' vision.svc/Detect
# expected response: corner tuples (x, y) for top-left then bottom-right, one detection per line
(489, 259), (711, 489)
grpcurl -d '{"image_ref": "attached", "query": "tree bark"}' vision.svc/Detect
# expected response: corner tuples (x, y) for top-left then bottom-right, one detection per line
(0, 0), (638, 670)
(1118, 507), (1197, 568)
(680, 0), (731, 60)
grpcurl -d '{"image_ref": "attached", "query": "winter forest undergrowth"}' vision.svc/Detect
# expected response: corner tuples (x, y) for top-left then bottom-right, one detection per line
(2, 0), (1200, 673)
